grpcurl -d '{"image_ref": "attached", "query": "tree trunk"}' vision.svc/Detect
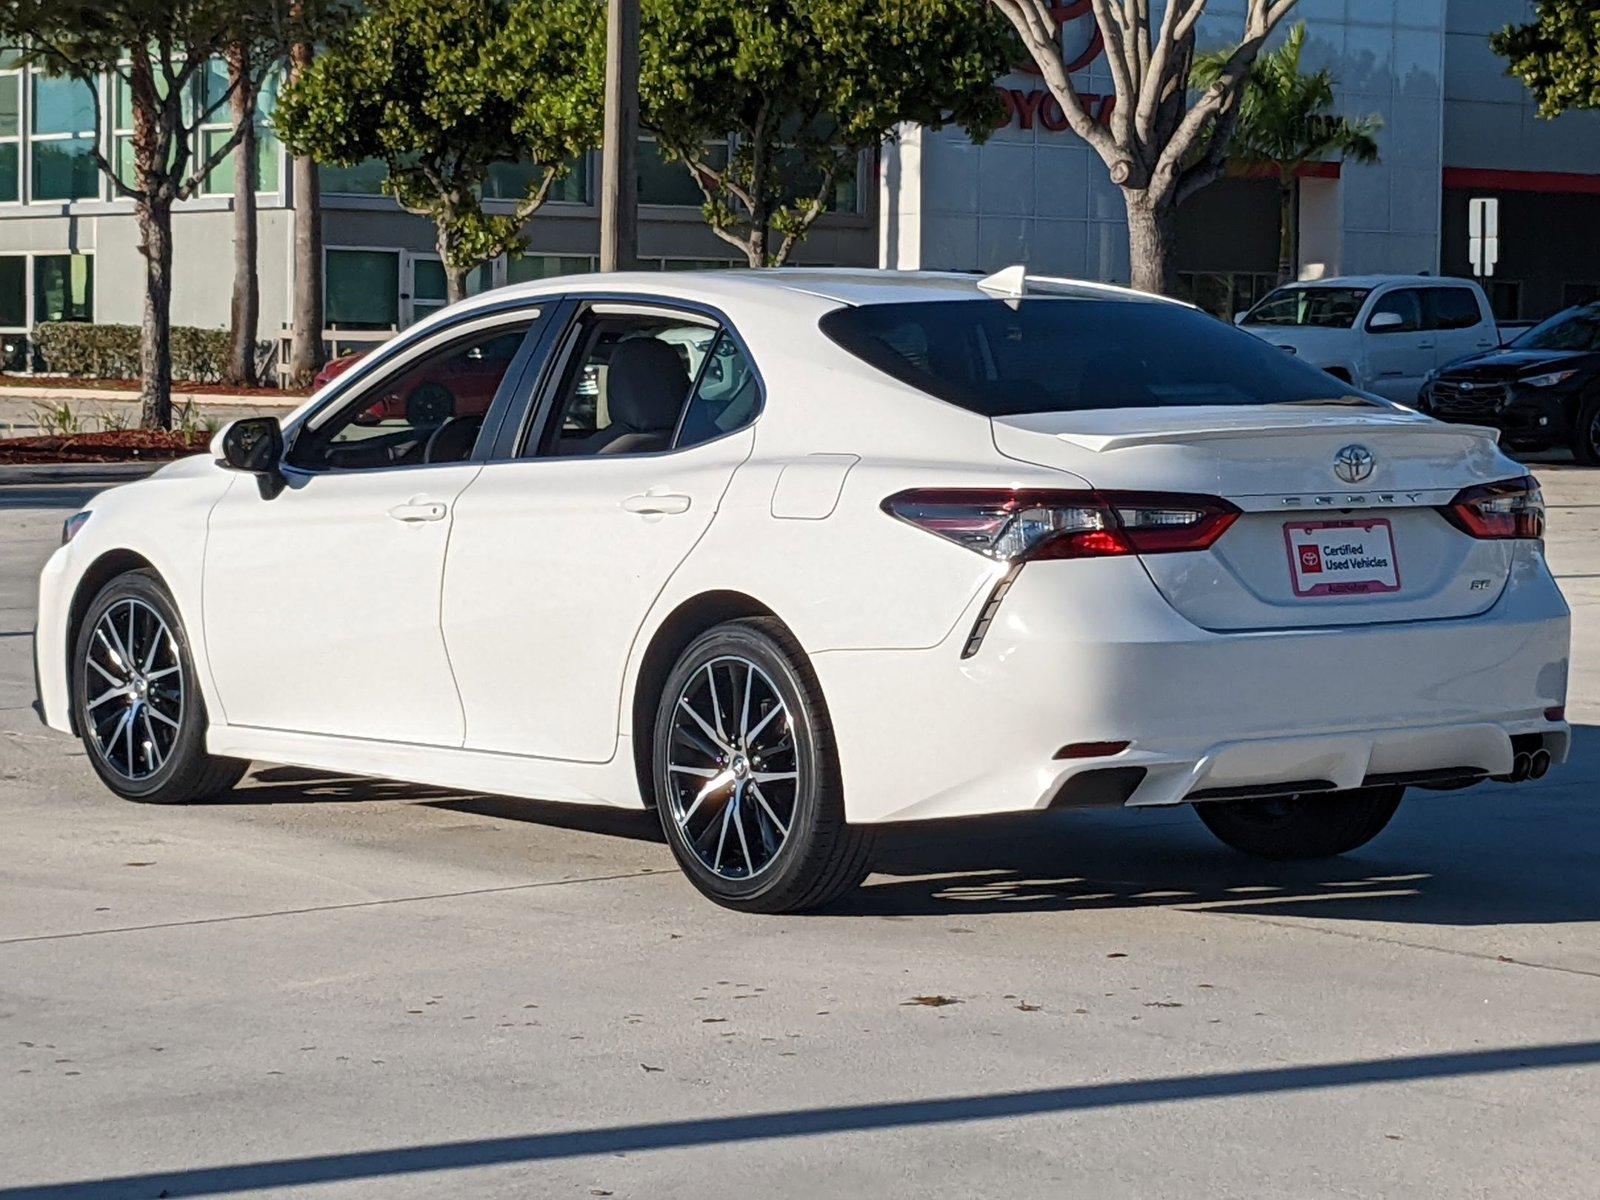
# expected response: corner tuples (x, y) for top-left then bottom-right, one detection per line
(226, 47), (260, 388)
(1278, 174), (1298, 283)
(138, 197), (175, 430)
(287, 41), (325, 388)
(435, 215), (469, 305)
(1124, 190), (1177, 296)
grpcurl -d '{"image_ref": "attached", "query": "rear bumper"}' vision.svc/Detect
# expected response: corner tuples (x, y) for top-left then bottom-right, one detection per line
(814, 550), (1570, 824)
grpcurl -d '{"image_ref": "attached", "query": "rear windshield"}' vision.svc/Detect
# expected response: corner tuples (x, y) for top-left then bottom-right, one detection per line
(1244, 285), (1371, 328)
(819, 298), (1350, 417)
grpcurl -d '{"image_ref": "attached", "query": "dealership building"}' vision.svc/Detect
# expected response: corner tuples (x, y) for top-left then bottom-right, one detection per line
(2, 0), (1598, 369)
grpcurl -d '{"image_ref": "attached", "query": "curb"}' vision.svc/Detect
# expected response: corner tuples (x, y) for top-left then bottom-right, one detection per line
(0, 461), (165, 486)
(0, 385), (305, 408)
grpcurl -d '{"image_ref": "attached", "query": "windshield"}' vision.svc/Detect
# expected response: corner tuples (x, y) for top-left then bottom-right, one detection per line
(819, 298), (1354, 418)
(1244, 286), (1371, 329)
(1512, 304), (1600, 352)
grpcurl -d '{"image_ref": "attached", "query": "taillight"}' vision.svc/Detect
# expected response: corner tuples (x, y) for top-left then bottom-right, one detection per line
(881, 489), (1240, 562)
(1441, 476), (1544, 540)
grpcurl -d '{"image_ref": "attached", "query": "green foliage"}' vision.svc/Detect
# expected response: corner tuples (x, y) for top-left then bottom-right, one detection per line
(34, 322), (262, 383)
(31, 398), (86, 437)
(640, 0), (1010, 266)
(1194, 24), (1381, 181)
(276, 0), (603, 293)
(1492, 0), (1600, 118)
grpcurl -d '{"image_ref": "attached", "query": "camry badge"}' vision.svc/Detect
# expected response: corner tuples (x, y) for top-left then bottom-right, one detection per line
(1333, 444), (1375, 484)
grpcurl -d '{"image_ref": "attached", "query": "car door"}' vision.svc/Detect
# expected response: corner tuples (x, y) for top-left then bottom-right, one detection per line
(1426, 285), (1499, 371)
(442, 301), (761, 762)
(1361, 287), (1433, 402)
(202, 307), (547, 744)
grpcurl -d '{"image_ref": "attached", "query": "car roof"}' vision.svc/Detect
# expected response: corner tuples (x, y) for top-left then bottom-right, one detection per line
(1277, 274), (1472, 290)
(465, 267), (1166, 313)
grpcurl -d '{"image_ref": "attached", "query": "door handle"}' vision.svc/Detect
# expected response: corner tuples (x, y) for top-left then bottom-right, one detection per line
(387, 499), (448, 523)
(623, 492), (691, 516)
(1417, 341), (1435, 350)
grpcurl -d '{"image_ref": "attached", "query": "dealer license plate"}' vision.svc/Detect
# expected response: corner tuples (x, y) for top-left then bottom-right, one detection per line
(1284, 519), (1401, 597)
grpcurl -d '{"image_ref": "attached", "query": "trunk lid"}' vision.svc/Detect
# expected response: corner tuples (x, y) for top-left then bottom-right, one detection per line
(992, 404), (1521, 631)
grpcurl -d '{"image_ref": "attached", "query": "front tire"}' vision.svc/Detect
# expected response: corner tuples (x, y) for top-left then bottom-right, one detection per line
(72, 569), (247, 804)
(652, 618), (872, 913)
(1195, 787), (1403, 860)
(1569, 395), (1600, 466)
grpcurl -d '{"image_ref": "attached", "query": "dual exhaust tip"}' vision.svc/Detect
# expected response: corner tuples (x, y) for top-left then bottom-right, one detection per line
(1498, 748), (1551, 784)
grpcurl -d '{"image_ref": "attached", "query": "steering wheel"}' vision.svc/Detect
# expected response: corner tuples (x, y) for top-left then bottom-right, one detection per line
(405, 382), (457, 428)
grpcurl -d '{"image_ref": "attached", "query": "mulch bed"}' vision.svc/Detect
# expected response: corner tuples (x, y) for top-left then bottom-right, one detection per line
(0, 429), (212, 464)
(0, 374), (309, 398)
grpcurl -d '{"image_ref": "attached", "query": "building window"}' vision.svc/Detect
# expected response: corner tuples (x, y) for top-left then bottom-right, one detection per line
(198, 60), (282, 197)
(653, 257), (741, 271)
(1176, 271), (1277, 320)
(31, 73), (99, 201)
(34, 253), (94, 323)
(320, 157), (388, 196)
(0, 67), (20, 202)
(1483, 279), (1522, 321)
(0, 254), (24, 370)
(505, 254), (596, 284)
(639, 136), (727, 207)
(484, 155), (588, 205)
(325, 248), (399, 330)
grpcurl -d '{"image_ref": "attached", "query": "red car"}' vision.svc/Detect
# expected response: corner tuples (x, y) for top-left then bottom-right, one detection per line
(316, 329), (526, 426)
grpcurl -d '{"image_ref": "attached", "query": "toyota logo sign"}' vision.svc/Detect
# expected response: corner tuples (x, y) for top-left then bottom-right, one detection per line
(1333, 444), (1375, 484)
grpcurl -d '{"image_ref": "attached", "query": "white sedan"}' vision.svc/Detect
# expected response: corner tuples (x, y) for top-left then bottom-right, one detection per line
(33, 268), (1571, 912)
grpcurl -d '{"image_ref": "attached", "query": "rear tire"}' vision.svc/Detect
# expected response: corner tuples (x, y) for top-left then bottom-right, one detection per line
(1195, 787), (1402, 860)
(72, 569), (247, 805)
(1569, 395), (1600, 466)
(652, 618), (872, 913)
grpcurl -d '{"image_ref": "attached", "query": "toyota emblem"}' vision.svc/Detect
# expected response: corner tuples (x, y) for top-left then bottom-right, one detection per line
(1333, 444), (1374, 484)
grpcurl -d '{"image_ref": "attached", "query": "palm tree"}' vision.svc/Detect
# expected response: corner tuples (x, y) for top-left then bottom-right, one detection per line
(1195, 24), (1382, 283)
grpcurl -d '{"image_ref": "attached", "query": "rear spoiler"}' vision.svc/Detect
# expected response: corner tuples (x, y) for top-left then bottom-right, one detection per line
(976, 264), (1195, 309)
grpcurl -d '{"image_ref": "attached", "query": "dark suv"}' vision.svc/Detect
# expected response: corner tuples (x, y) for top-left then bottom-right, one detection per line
(1422, 302), (1600, 464)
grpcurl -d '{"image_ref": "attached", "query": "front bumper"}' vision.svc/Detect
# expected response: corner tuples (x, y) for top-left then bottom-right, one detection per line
(813, 550), (1570, 824)
(1425, 380), (1577, 444)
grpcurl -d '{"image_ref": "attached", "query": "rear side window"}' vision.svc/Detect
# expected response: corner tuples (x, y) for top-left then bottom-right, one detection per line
(1428, 287), (1483, 331)
(818, 298), (1349, 417)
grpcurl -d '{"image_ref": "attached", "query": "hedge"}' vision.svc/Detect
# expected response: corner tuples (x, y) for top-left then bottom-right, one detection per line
(32, 322), (271, 384)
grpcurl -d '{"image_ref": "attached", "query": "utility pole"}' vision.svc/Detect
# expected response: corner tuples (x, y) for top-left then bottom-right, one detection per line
(599, 0), (639, 271)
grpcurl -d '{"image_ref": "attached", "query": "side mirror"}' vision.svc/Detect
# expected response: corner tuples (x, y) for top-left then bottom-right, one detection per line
(1367, 311), (1405, 332)
(216, 417), (286, 497)
(1233, 312), (1249, 326)
(219, 416), (283, 472)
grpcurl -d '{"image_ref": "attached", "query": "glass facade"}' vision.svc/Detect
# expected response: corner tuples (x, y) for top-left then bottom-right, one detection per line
(32, 74), (98, 201)
(34, 253), (93, 322)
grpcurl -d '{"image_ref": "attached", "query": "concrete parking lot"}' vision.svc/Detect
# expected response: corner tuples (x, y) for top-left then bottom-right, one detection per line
(3, 460), (1598, 1198)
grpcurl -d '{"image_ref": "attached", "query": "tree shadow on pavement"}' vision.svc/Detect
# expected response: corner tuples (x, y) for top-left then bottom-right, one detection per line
(840, 725), (1600, 927)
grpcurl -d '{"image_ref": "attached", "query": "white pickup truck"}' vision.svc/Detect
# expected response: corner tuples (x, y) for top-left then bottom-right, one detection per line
(1237, 275), (1500, 404)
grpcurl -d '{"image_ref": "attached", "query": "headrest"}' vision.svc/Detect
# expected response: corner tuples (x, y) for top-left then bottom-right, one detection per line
(608, 338), (690, 432)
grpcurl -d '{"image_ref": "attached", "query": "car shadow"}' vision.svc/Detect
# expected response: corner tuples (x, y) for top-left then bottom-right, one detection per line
(834, 724), (1600, 926)
(211, 729), (1596, 928)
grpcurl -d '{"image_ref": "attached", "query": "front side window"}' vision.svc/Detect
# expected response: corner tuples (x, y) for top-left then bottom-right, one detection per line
(1367, 289), (1424, 333)
(289, 320), (535, 471)
(820, 298), (1354, 418)
(1245, 285), (1370, 329)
